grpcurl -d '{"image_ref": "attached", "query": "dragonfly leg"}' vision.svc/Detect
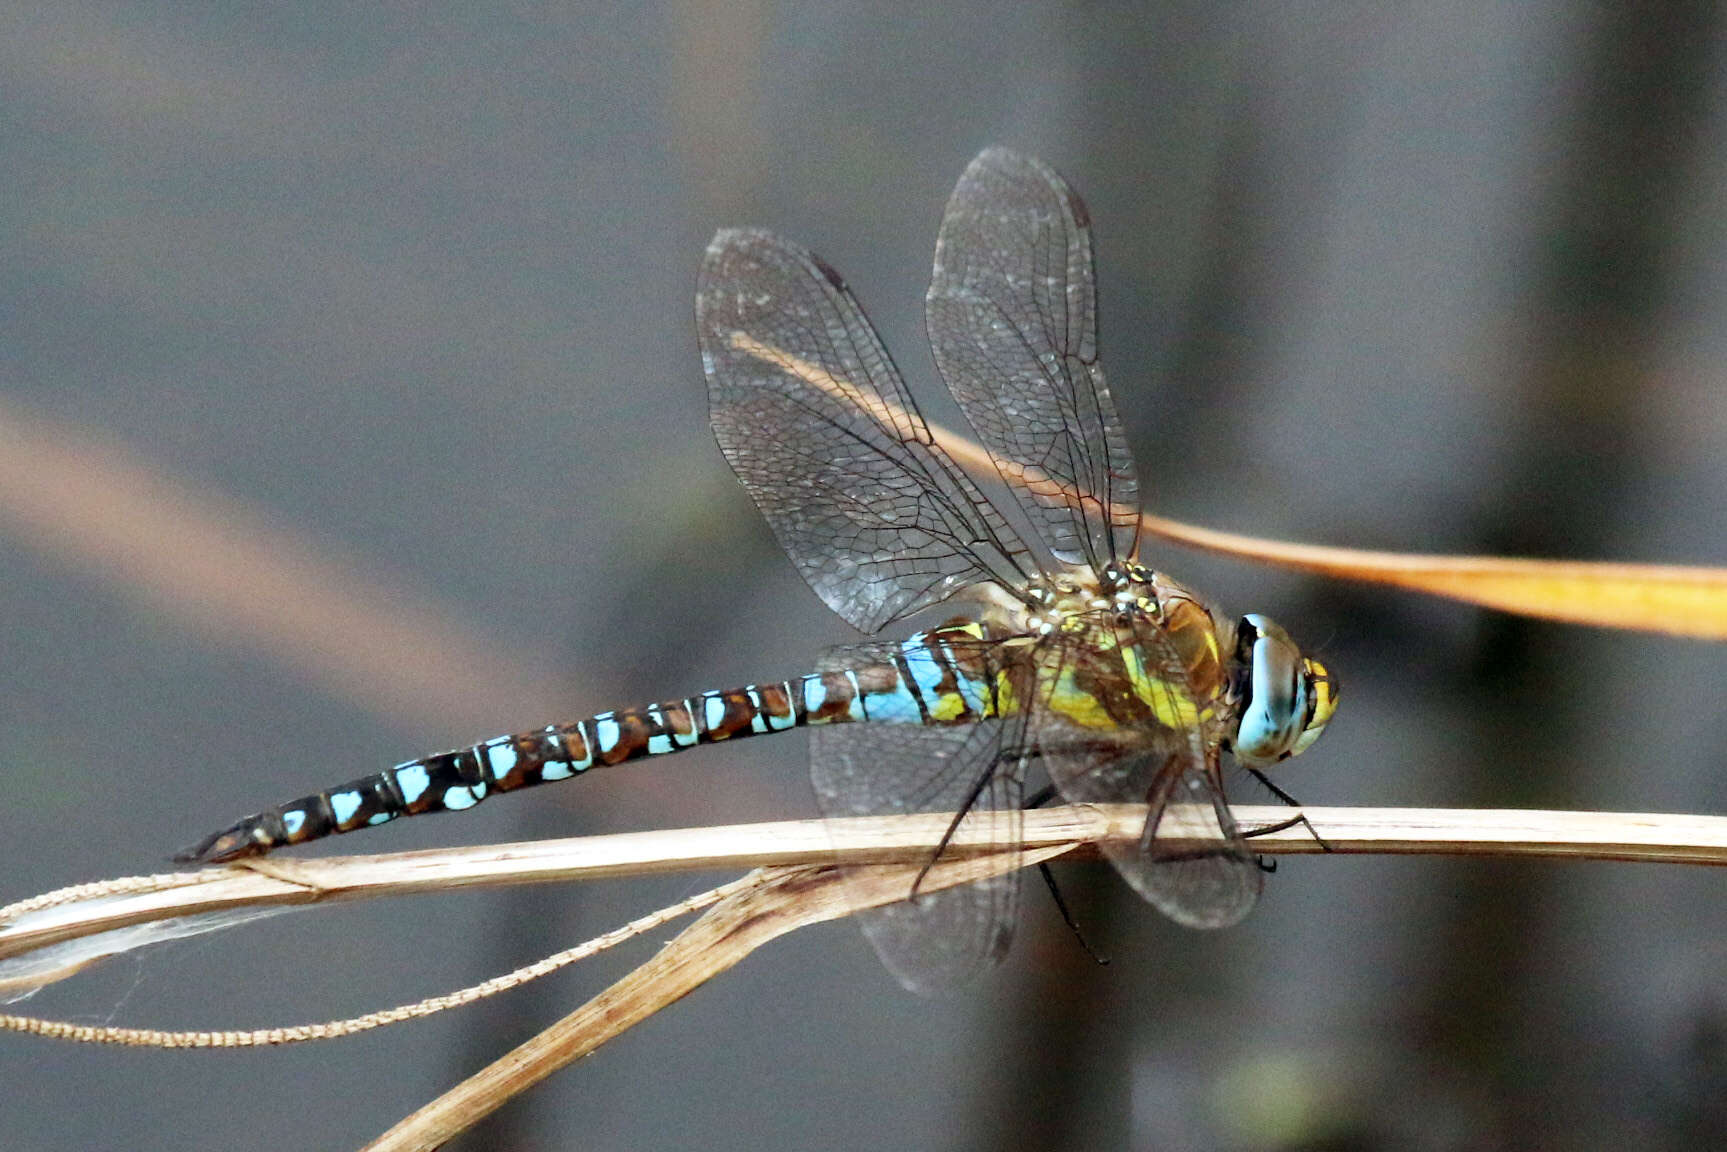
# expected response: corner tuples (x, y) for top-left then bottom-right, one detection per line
(1243, 768), (1333, 853)
(911, 750), (1014, 900)
(1020, 779), (1110, 965)
(1037, 861), (1109, 967)
(1247, 768), (1303, 808)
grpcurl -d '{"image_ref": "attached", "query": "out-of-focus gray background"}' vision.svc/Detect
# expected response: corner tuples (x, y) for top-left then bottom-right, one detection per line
(3, 3), (1725, 1149)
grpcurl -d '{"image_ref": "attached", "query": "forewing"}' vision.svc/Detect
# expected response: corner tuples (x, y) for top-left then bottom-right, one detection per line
(1034, 624), (1260, 929)
(809, 640), (1024, 994)
(700, 229), (1031, 633)
(926, 147), (1141, 572)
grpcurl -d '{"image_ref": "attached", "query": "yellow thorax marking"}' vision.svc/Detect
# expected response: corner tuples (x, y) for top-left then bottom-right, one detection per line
(1122, 643), (1202, 730)
(1034, 636), (1203, 732)
(928, 691), (971, 723)
(992, 669), (1018, 718)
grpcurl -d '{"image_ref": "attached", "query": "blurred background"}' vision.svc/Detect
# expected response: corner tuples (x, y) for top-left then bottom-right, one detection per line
(3, 2), (1726, 1149)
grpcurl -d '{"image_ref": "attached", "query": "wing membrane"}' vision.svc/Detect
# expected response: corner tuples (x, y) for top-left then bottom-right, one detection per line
(926, 148), (1141, 573)
(809, 638), (1025, 993)
(699, 229), (1032, 632)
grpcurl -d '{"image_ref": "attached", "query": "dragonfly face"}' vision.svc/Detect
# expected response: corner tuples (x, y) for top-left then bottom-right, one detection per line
(1229, 613), (1339, 768)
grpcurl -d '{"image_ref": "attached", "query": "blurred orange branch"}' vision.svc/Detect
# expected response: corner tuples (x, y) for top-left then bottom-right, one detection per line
(1132, 513), (1727, 641)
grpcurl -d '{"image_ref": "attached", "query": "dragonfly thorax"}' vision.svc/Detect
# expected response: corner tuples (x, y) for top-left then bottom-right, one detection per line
(1010, 561), (1164, 636)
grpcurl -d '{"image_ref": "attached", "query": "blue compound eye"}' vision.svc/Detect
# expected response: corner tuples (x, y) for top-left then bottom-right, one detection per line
(1232, 613), (1328, 768)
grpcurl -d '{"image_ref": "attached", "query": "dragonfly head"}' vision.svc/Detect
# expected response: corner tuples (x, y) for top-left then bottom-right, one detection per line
(1229, 613), (1338, 769)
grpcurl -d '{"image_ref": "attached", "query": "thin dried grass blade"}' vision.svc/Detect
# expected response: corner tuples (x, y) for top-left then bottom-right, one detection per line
(363, 848), (1070, 1152)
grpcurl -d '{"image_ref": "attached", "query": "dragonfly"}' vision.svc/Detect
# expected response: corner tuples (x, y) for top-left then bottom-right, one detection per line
(178, 148), (1338, 993)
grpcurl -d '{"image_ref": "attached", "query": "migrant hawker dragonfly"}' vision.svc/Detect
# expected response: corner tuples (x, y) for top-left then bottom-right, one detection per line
(180, 148), (1338, 992)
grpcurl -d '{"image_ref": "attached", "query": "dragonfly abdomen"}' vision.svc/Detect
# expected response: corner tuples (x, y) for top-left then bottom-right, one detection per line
(176, 624), (995, 864)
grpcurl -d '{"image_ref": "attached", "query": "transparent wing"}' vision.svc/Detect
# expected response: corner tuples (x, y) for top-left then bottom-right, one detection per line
(809, 640), (1026, 994)
(926, 147), (1141, 573)
(1034, 622), (1260, 929)
(700, 229), (1033, 633)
